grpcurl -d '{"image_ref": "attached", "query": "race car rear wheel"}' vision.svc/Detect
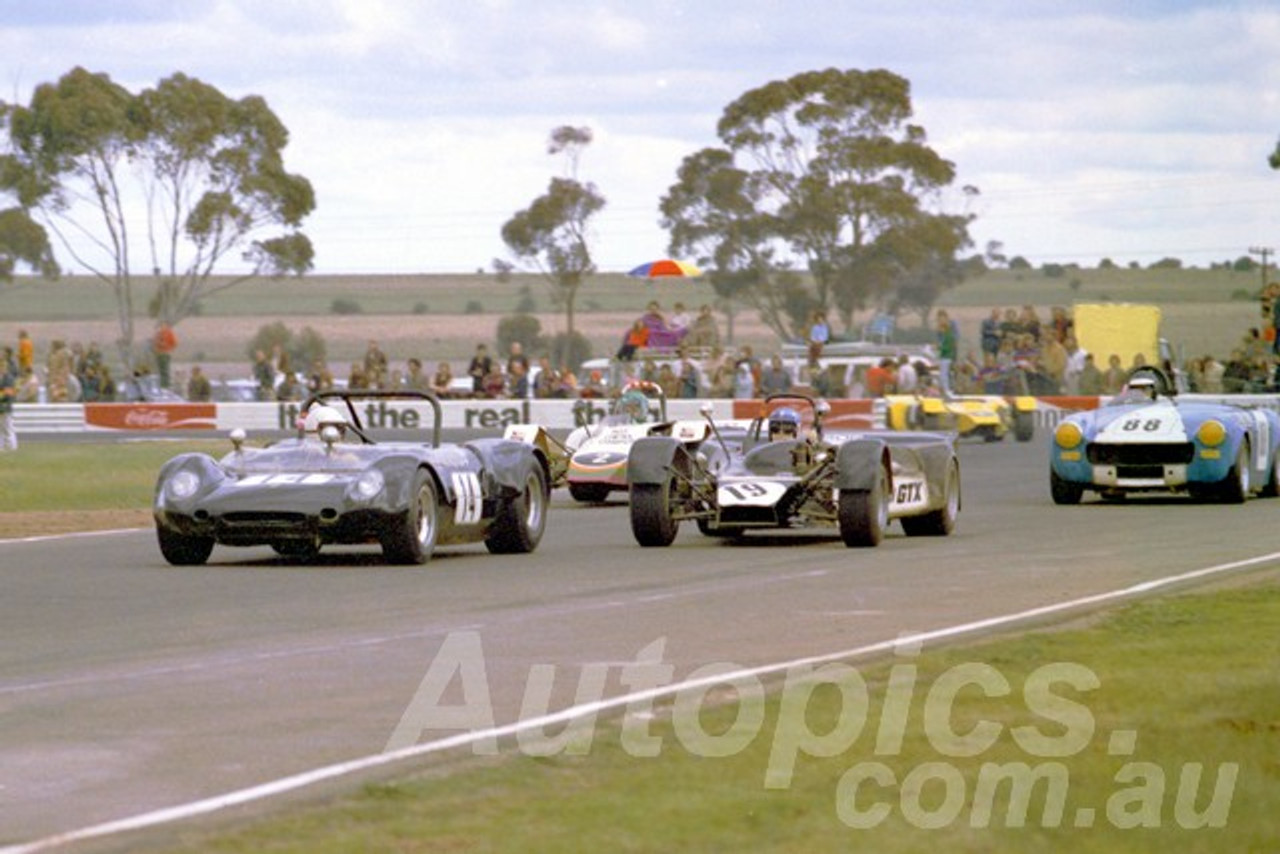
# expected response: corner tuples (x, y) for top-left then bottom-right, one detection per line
(901, 460), (959, 537)
(1013, 411), (1035, 442)
(631, 477), (680, 547)
(568, 482), (612, 504)
(382, 468), (439, 565)
(157, 526), (214, 566)
(838, 461), (889, 547)
(1218, 442), (1250, 504)
(487, 463), (549, 554)
(1050, 468), (1084, 505)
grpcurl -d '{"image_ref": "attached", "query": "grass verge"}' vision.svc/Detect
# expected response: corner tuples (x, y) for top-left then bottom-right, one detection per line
(0, 441), (226, 513)
(163, 582), (1280, 854)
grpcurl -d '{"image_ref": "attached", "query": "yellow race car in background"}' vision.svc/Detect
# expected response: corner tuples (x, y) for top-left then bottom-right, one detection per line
(884, 392), (1037, 442)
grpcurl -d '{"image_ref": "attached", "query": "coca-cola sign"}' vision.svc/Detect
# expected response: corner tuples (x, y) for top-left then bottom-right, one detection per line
(85, 403), (218, 431)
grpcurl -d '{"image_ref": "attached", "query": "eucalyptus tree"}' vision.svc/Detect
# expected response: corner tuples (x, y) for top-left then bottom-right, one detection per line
(0, 207), (58, 288)
(501, 126), (604, 340)
(665, 67), (973, 340)
(0, 67), (314, 365)
(660, 146), (774, 343)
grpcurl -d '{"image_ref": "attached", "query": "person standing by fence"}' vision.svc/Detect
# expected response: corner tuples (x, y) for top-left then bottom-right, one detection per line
(936, 310), (957, 393)
(0, 353), (17, 451)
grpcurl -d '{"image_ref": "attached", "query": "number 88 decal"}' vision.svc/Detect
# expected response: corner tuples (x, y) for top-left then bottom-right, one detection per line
(1122, 418), (1162, 432)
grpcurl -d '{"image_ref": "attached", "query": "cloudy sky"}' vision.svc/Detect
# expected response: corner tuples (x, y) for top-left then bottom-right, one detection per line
(2, 0), (1279, 274)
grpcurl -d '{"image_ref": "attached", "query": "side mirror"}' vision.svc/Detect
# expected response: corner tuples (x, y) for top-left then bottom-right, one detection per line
(699, 402), (715, 418)
(229, 428), (246, 452)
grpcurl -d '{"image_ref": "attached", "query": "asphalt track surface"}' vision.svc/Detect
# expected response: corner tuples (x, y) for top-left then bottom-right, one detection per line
(2, 434), (1279, 850)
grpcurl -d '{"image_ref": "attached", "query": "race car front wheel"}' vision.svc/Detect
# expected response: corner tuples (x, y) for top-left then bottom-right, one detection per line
(157, 526), (214, 566)
(838, 462), (889, 547)
(631, 478), (680, 547)
(1050, 468), (1084, 505)
(382, 468), (439, 564)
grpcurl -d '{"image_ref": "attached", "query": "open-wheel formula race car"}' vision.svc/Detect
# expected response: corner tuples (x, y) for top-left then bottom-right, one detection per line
(504, 381), (723, 504)
(884, 390), (1036, 442)
(625, 393), (961, 548)
(153, 390), (551, 565)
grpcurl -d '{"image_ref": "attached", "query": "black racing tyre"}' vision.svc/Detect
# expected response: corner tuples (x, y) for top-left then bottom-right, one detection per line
(838, 463), (889, 548)
(900, 460), (959, 537)
(1261, 450), (1280, 498)
(631, 478), (680, 547)
(486, 463), (549, 554)
(1049, 468), (1084, 505)
(568, 482), (612, 504)
(1013, 410), (1035, 442)
(157, 525), (214, 566)
(381, 468), (439, 565)
(271, 539), (321, 561)
(1218, 442), (1250, 504)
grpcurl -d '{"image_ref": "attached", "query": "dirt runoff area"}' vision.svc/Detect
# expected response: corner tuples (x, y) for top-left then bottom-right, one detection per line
(0, 509), (152, 540)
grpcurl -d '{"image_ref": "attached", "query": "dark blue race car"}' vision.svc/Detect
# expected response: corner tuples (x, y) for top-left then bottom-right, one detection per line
(154, 391), (550, 565)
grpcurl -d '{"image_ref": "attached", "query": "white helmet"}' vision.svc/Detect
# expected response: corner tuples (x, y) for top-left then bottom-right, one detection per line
(303, 404), (346, 434)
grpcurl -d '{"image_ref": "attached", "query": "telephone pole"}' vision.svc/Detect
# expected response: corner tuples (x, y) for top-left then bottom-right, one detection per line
(1249, 245), (1274, 291)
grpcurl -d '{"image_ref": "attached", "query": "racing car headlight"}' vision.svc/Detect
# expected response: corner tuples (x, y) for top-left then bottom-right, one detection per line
(1054, 422), (1083, 450)
(166, 469), (202, 501)
(351, 468), (385, 501)
(1196, 420), (1226, 447)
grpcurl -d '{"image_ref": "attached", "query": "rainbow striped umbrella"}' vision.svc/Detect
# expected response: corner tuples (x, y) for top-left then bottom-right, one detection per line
(626, 259), (703, 278)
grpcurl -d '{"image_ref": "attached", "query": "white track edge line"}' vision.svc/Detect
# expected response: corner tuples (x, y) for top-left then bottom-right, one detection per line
(3, 550), (1277, 854)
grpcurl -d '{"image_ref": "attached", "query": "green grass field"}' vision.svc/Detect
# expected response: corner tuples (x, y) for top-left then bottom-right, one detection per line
(0, 441), (226, 512)
(162, 582), (1280, 854)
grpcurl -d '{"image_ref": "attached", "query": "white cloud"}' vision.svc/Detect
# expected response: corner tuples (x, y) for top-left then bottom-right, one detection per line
(2, 0), (1279, 272)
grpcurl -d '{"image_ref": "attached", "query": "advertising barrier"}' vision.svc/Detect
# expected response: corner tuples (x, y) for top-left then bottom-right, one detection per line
(12, 394), (1280, 435)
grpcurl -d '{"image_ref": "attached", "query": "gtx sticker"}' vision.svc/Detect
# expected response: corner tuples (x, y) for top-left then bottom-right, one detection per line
(890, 476), (928, 513)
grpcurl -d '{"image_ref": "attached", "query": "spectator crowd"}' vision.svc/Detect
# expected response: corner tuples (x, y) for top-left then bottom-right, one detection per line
(7, 296), (1280, 408)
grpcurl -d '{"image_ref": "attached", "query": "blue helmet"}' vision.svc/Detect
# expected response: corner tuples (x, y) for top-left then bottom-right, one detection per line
(619, 389), (649, 423)
(769, 407), (801, 439)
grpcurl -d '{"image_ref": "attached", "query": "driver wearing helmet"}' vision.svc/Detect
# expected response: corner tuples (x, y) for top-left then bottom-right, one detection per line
(302, 404), (349, 440)
(768, 407), (802, 441)
(618, 389), (650, 424)
(1119, 375), (1158, 402)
